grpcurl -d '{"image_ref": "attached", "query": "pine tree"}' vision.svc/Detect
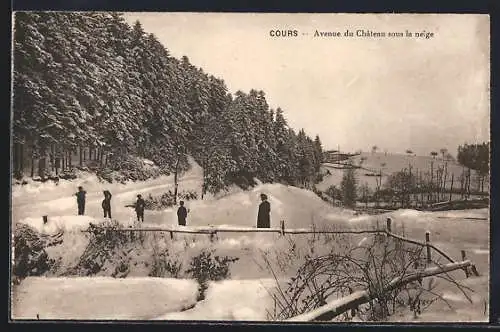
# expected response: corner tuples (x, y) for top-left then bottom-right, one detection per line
(341, 167), (357, 208)
(12, 12), (325, 192)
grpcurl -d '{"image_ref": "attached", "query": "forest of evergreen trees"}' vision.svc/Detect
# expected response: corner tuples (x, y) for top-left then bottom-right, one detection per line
(12, 12), (324, 194)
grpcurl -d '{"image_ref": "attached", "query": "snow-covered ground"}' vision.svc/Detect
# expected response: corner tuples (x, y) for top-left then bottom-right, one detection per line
(11, 277), (198, 320)
(11, 157), (204, 224)
(153, 279), (278, 321)
(11, 158), (489, 322)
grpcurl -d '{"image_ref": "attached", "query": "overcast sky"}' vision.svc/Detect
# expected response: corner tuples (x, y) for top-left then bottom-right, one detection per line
(123, 13), (489, 155)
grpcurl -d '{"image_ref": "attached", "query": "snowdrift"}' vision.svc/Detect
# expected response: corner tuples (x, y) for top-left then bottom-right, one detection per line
(17, 216), (99, 235)
(153, 279), (277, 321)
(12, 277), (199, 320)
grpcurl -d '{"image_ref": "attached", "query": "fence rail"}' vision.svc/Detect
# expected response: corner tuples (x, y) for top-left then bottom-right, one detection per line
(287, 260), (474, 322)
(79, 217), (471, 267)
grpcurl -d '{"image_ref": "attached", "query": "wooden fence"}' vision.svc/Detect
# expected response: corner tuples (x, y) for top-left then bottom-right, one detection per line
(85, 217), (480, 268)
(76, 216), (481, 322)
(80, 217), (480, 268)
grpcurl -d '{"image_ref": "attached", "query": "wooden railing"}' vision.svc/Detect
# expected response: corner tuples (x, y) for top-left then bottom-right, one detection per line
(81, 218), (470, 266)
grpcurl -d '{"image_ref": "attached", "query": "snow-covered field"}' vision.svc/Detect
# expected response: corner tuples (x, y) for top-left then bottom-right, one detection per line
(317, 152), (489, 193)
(11, 158), (489, 322)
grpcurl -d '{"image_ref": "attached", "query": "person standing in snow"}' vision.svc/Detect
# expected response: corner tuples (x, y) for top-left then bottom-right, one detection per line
(102, 190), (112, 219)
(177, 200), (188, 226)
(257, 193), (271, 228)
(135, 194), (145, 222)
(75, 186), (86, 215)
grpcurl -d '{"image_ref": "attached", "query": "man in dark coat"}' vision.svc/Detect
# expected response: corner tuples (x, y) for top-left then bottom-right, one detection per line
(257, 193), (271, 228)
(75, 186), (86, 215)
(135, 194), (145, 222)
(102, 190), (112, 219)
(177, 200), (188, 226)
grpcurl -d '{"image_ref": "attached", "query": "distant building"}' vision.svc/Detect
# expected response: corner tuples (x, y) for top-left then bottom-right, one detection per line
(323, 150), (360, 164)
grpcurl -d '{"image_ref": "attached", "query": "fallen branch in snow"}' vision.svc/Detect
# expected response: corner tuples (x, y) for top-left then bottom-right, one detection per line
(286, 260), (473, 322)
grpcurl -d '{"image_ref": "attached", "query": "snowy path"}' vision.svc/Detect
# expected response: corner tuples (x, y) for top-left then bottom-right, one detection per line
(12, 163), (203, 223)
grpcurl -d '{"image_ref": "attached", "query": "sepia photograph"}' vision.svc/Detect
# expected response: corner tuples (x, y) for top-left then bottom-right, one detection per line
(10, 12), (490, 322)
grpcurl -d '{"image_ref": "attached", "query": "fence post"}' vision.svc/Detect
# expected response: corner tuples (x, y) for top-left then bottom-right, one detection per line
(280, 220), (285, 236)
(170, 231), (174, 240)
(386, 218), (392, 233)
(43, 215), (48, 224)
(425, 231), (431, 264)
(461, 250), (470, 278)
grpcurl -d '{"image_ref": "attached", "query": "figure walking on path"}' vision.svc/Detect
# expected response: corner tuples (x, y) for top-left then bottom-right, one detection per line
(177, 200), (188, 226)
(257, 193), (271, 228)
(75, 186), (86, 216)
(135, 194), (145, 222)
(102, 190), (112, 219)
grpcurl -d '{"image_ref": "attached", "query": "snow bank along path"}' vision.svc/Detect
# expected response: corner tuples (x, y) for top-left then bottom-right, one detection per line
(154, 279), (278, 321)
(12, 277), (199, 320)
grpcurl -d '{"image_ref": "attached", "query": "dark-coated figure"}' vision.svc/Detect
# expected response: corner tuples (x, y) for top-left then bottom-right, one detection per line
(102, 190), (112, 219)
(257, 193), (271, 228)
(177, 200), (188, 226)
(75, 186), (86, 216)
(135, 194), (145, 222)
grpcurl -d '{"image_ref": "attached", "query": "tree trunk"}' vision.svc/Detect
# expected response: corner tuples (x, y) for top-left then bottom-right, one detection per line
(449, 173), (454, 201)
(430, 161), (434, 203)
(476, 171), (481, 192)
(79, 146), (83, 167)
(89, 148), (92, 161)
(174, 153), (181, 205)
(466, 169), (471, 200)
(38, 147), (46, 180)
(83, 147), (87, 162)
(201, 156), (206, 199)
(460, 168), (465, 199)
(49, 144), (55, 172)
(68, 150), (72, 168)
(62, 146), (66, 172)
(63, 150), (67, 169)
(30, 156), (35, 178)
(13, 142), (19, 177)
(30, 144), (35, 178)
(19, 143), (25, 177)
(442, 165), (448, 201)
